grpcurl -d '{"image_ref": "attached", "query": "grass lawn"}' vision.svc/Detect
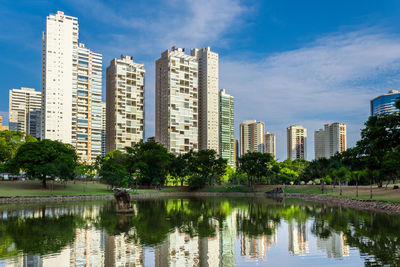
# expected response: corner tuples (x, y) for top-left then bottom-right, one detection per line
(0, 180), (111, 197)
(283, 184), (400, 203)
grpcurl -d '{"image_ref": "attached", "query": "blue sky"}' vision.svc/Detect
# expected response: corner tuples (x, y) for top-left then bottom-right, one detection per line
(1, 0), (400, 161)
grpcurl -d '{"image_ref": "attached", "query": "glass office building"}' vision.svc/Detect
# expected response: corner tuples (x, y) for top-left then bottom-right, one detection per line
(370, 90), (400, 115)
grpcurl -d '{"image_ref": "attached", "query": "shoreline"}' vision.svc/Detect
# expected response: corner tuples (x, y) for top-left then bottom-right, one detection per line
(1, 192), (400, 214)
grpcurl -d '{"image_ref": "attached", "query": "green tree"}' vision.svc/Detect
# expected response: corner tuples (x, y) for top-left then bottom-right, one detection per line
(186, 149), (227, 189)
(97, 150), (130, 188)
(126, 142), (171, 186)
(169, 153), (191, 186)
(357, 114), (400, 187)
(75, 163), (96, 192)
(238, 152), (273, 189)
(12, 139), (77, 188)
(350, 169), (366, 197)
(331, 166), (350, 196)
(0, 130), (37, 171)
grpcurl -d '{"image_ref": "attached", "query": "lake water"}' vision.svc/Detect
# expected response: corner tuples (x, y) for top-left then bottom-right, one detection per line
(0, 197), (399, 266)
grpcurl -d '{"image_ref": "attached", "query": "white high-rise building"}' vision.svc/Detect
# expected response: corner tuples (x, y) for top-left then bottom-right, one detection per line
(314, 122), (347, 159)
(264, 131), (276, 159)
(155, 47), (198, 154)
(191, 47), (219, 152)
(41, 11), (102, 163)
(106, 56), (145, 152)
(287, 125), (307, 160)
(41, 11), (78, 144)
(9, 87), (42, 138)
(240, 120), (265, 155)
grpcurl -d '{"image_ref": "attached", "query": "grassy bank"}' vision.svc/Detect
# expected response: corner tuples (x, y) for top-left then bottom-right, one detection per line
(1, 181), (400, 203)
(0, 180), (111, 197)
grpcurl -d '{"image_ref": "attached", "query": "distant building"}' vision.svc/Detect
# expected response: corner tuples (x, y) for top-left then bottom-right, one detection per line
(315, 122), (346, 159)
(370, 90), (400, 115)
(147, 136), (155, 142)
(106, 55), (145, 152)
(155, 47), (198, 154)
(0, 116), (8, 131)
(240, 120), (264, 155)
(264, 131), (276, 159)
(219, 89), (234, 168)
(287, 125), (307, 160)
(9, 87), (41, 137)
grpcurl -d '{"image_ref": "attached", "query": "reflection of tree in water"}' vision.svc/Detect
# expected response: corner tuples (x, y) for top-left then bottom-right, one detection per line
(94, 198), (232, 246)
(3, 211), (77, 255)
(311, 205), (400, 266)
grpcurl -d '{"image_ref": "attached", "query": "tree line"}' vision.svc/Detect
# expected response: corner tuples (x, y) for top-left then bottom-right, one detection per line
(1, 98), (399, 191)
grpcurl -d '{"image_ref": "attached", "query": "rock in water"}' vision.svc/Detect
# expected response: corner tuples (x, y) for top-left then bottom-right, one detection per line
(113, 188), (133, 213)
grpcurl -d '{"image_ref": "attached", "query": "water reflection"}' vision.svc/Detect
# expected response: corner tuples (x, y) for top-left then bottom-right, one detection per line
(0, 198), (399, 266)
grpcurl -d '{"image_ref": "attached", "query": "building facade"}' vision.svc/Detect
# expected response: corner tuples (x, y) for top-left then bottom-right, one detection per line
(0, 116), (9, 131)
(219, 89), (234, 168)
(264, 131), (276, 159)
(41, 11), (102, 163)
(287, 125), (307, 160)
(71, 43), (103, 163)
(191, 47), (219, 152)
(9, 87), (42, 138)
(240, 120), (265, 155)
(314, 122), (347, 159)
(41, 11), (78, 143)
(370, 90), (400, 115)
(155, 47), (198, 154)
(106, 56), (145, 152)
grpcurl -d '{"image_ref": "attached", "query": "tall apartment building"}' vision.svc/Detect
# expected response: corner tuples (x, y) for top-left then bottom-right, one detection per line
(264, 131), (276, 159)
(0, 116), (9, 131)
(71, 43), (103, 163)
(287, 125), (307, 160)
(219, 89), (234, 168)
(370, 90), (400, 115)
(155, 47), (198, 154)
(314, 122), (347, 159)
(41, 11), (102, 163)
(41, 11), (78, 143)
(101, 102), (106, 156)
(9, 87), (42, 138)
(191, 47), (219, 151)
(106, 56), (145, 152)
(240, 120), (265, 155)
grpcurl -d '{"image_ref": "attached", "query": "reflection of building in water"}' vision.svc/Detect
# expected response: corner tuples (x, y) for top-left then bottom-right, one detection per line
(241, 235), (268, 260)
(316, 232), (349, 258)
(70, 227), (105, 266)
(43, 248), (71, 267)
(199, 221), (220, 267)
(155, 218), (224, 267)
(288, 221), (308, 256)
(155, 229), (200, 267)
(104, 232), (143, 267)
(219, 209), (237, 266)
(240, 220), (277, 260)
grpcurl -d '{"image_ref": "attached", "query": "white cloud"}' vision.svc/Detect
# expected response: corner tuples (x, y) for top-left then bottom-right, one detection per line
(75, 0), (247, 55)
(220, 28), (400, 160)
